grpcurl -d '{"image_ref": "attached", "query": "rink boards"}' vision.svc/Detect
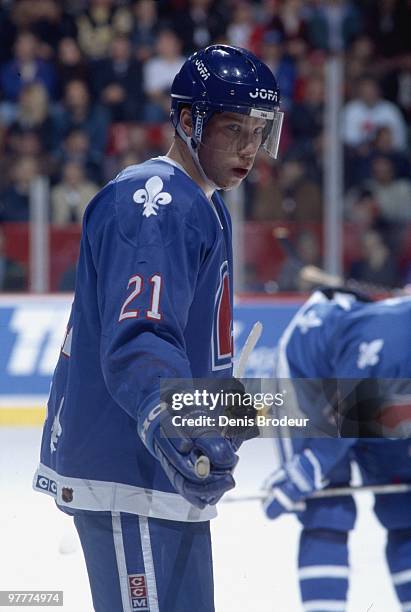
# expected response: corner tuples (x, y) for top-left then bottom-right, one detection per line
(0, 294), (302, 425)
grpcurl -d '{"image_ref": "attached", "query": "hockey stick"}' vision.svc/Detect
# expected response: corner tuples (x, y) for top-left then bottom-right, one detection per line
(235, 321), (263, 378)
(299, 264), (408, 296)
(221, 482), (411, 503)
(194, 321), (263, 478)
(271, 229), (400, 296)
(299, 265), (343, 288)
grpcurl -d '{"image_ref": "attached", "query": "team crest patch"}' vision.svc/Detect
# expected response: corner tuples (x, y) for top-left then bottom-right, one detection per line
(133, 176), (172, 218)
(357, 339), (384, 369)
(128, 574), (150, 610)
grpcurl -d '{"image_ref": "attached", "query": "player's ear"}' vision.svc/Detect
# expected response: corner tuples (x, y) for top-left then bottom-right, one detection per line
(180, 108), (193, 138)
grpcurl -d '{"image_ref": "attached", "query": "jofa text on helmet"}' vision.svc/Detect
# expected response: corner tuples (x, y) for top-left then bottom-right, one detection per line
(194, 59), (210, 80)
(249, 88), (278, 102)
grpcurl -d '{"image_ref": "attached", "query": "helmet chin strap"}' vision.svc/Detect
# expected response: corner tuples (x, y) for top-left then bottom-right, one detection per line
(176, 122), (221, 192)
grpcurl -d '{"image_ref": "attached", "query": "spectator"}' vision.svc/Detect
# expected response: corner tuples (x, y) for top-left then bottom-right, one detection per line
(0, 156), (40, 223)
(289, 74), (324, 145)
(226, 1), (255, 49)
(55, 79), (110, 172)
(306, 0), (362, 52)
(342, 76), (408, 151)
(143, 29), (185, 122)
(345, 126), (411, 189)
(258, 30), (296, 109)
(346, 188), (384, 233)
(349, 228), (400, 289)
(250, 0), (308, 58)
(278, 0), (307, 42)
(51, 161), (99, 226)
(372, 127), (410, 177)
(26, 0), (77, 59)
(56, 37), (90, 97)
(277, 230), (322, 291)
(0, 30), (56, 103)
(364, 0), (411, 58)
(254, 156), (321, 221)
(345, 34), (376, 97)
(279, 157), (322, 221)
(381, 53), (411, 122)
(0, 226), (26, 291)
(92, 35), (144, 121)
(131, 0), (159, 62)
(245, 153), (282, 220)
(9, 83), (58, 151)
(56, 129), (101, 184)
(345, 186), (395, 258)
(368, 156), (411, 224)
(0, 4), (17, 63)
(249, 0), (285, 56)
(172, 0), (228, 55)
(76, 0), (132, 62)
(3, 129), (55, 189)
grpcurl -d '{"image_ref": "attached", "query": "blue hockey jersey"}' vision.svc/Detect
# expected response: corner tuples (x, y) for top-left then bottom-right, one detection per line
(274, 291), (411, 486)
(33, 158), (234, 522)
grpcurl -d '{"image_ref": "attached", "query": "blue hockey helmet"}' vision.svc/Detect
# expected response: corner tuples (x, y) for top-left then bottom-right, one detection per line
(170, 44), (283, 159)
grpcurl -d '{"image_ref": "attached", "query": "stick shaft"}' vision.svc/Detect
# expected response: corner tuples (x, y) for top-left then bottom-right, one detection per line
(234, 321), (263, 378)
(222, 482), (411, 503)
(195, 321), (263, 478)
(299, 264), (405, 296)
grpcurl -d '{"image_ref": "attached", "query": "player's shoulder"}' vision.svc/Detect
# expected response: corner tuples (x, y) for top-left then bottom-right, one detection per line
(346, 295), (411, 338)
(85, 158), (215, 247)
(289, 290), (353, 339)
(114, 158), (208, 216)
(281, 291), (360, 372)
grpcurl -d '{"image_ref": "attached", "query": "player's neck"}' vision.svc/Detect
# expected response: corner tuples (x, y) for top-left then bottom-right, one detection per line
(166, 139), (215, 200)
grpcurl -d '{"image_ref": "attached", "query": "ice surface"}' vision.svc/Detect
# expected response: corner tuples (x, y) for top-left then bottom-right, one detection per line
(0, 429), (400, 611)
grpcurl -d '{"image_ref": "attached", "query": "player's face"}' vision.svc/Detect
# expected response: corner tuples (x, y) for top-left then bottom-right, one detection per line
(198, 112), (267, 189)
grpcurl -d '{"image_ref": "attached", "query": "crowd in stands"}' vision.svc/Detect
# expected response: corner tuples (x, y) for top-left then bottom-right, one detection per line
(0, 0), (410, 292)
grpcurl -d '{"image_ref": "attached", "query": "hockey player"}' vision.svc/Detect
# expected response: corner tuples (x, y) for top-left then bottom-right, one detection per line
(263, 289), (411, 612)
(33, 45), (283, 612)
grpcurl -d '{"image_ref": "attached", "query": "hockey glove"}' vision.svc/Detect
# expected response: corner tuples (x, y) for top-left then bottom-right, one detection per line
(138, 401), (239, 509)
(262, 450), (327, 520)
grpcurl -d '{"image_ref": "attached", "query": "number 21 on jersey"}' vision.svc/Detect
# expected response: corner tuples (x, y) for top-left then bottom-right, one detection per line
(119, 274), (162, 322)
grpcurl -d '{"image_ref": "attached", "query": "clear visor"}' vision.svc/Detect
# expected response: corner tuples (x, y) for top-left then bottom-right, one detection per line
(195, 108), (284, 159)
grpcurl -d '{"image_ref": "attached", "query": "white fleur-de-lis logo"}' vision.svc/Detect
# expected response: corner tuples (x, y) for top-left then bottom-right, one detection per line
(50, 396), (64, 453)
(133, 176), (172, 218)
(357, 339), (384, 369)
(297, 310), (323, 334)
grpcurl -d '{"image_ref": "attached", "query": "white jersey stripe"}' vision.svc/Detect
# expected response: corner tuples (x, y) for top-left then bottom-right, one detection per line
(139, 517), (160, 612)
(299, 565), (349, 580)
(303, 600), (346, 611)
(111, 512), (132, 612)
(392, 569), (411, 585)
(304, 449), (325, 490)
(33, 463), (216, 522)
